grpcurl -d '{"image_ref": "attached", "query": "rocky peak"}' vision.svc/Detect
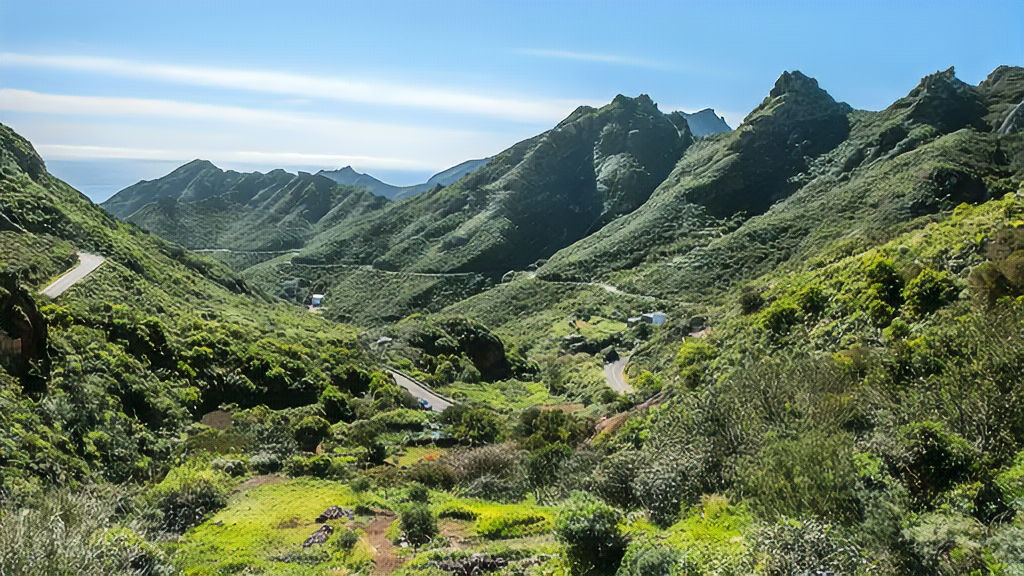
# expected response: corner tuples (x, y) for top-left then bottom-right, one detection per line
(769, 70), (832, 102)
(894, 67), (987, 133)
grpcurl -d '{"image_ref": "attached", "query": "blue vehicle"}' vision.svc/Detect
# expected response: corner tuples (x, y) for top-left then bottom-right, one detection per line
(418, 398), (432, 411)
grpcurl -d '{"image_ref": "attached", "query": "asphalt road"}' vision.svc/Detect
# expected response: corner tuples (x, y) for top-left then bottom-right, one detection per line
(386, 368), (453, 413)
(39, 252), (106, 298)
(604, 357), (633, 393)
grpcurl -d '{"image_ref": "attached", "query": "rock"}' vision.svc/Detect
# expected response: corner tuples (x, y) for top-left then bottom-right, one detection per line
(315, 506), (354, 523)
(302, 524), (334, 547)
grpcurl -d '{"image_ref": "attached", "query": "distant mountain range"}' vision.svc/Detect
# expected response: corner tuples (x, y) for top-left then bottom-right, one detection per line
(317, 158), (491, 201)
(673, 108), (731, 136)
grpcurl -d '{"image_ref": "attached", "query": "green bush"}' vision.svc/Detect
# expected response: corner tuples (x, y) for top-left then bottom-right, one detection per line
(903, 268), (958, 317)
(795, 283), (829, 317)
(617, 540), (679, 576)
(555, 491), (626, 575)
(294, 415), (331, 452)
(751, 519), (866, 576)
(401, 503), (438, 552)
(674, 341), (718, 388)
(148, 465), (232, 534)
(0, 484), (174, 576)
(760, 299), (801, 335)
(891, 421), (978, 508)
(407, 482), (429, 503)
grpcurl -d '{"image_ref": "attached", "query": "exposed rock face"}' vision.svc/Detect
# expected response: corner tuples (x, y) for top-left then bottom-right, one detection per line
(0, 272), (49, 394)
(894, 67), (988, 134)
(686, 70), (852, 217)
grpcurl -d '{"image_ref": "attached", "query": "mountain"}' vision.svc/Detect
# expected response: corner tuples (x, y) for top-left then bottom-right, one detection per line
(316, 157), (490, 201)
(295, 94), (692, 276)
(102, 164), (387, 255)
(535, 68), (1024, 301)
(673, 108), (731, 136)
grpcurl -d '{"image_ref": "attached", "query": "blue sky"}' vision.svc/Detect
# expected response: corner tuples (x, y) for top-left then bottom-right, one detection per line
(1, 1), (1021, 202)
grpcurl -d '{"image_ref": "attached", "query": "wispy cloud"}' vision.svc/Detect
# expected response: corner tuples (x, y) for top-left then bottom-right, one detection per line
(0, 88), (486, 141)
(0, 52), (585, 123)
(34, 144), (433, 171)
(515, 48), (671, 70)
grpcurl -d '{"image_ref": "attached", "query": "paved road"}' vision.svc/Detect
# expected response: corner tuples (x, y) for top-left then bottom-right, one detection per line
(604, 357), (633, 393)
(386, 368), (454, 413)
(39, 252), (106, 298)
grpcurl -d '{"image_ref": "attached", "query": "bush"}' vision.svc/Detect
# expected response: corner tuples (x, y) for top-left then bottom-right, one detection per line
(739, 289), (765, 314)
(891, 421), (977, 508)
(751, 519), (866, 576)
(401, 503), (438, 552)
(210, 457), (247, 477)
(903, 268), (958, 318)
(555, 492), (626, 575)
(0, 484), (175, 576)
(617, 540), (679, 576)
(293, 415), (331, 452)
(407, 482), (429, 503)
(760, 299), (801, 335)
(149, 465), (231, 534)
(674, 341), (718, 388)
(795, 283), (828, 317)
(284, 454), (343, 479)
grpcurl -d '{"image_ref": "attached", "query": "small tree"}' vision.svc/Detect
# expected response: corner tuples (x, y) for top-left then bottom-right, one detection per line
(400, 503), (438, 553)
(555, 492), (627, 575)
(294, 416), (331, 452)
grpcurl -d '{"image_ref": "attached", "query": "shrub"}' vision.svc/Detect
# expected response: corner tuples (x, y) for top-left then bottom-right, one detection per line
(554, 491), (626, 575)
(407, 482), (429, 503)
(401, 503), (438, 552)
(617, 541), (679, 576)
(760, 299), (801, 335)
(0, 484), (175, 576)
(891, 421), (977, 508)
(149, 465), (231, 534)
(795, 283), (828, 317)
(210, 457), (247, 477)
(739, 289), (765, 314)
(404, 461), (457, 490)
(293, 415), (331, 452)
(674, 341), (718, 388)
(903, 268), (958, 317)
(751, 519), (866, 576)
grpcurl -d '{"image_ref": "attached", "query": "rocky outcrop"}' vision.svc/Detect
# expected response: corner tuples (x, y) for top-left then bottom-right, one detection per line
(892, 67), (988, 134)
(685, 70), (852, 217)
(0, 272), (49, 394)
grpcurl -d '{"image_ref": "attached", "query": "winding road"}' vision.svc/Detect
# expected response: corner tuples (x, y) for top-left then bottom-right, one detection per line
(604, 357), (632, 393)
(385, 368), (454, 413)
(39, 252), (106, 298)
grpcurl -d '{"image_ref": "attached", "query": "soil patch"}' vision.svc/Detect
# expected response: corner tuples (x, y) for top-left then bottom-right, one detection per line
(365, 509), (403, 575)
(236, 474), (285, 492)
(200, 410), (233, 430)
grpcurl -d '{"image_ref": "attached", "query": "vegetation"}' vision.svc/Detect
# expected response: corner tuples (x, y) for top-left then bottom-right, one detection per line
(3, 65), (1024, 575)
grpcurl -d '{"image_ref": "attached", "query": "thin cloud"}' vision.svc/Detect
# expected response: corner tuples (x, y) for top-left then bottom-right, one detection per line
(0, 52), (583, 123)
(516, 48), (671, 70)
(0, 88), (487, 141)
(35, 144), (436, 171)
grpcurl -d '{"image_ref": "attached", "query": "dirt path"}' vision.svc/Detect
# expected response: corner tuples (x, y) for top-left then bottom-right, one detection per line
(365, 509), (403, 575)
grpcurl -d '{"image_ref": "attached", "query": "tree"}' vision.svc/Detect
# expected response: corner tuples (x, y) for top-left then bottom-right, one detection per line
(400, 503), (438, 553)
(555, 492), (627, 575)
(293, 416), (330, 452)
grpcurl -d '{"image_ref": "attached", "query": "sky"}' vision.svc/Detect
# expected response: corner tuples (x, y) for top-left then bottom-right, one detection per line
(1, 1), (1021, 202)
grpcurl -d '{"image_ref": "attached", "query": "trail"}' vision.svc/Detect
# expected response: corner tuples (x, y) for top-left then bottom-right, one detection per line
(39, 252), (106, 298)
(365, 509), (403, 575)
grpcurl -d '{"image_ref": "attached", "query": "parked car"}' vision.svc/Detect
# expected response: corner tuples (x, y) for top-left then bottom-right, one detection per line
(418, 398), (432, 411)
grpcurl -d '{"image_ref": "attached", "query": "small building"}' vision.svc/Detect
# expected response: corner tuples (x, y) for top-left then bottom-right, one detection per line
(375, 336), (394, 347)
(641, 311), (667, 325)
(627, 316), (643, 327)
(310, 294), (325, 307)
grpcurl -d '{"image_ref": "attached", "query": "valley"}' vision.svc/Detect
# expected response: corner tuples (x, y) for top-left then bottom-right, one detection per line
(2, 63), (1024, 576)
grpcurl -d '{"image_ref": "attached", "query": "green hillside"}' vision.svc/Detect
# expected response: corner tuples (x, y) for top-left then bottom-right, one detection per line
(4, 64), (1024, 576)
